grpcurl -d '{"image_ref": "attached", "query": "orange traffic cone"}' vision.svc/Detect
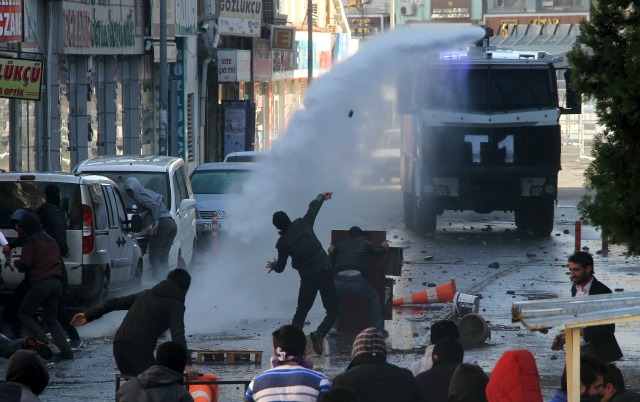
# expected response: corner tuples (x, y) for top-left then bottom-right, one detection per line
(392, 278), (457, 306)
(190, 373), (219, 402)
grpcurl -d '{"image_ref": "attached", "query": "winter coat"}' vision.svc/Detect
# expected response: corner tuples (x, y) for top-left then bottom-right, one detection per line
(84, 278), (191, 364)
(447, 363), (489, 402)
(124, 177), (172, 225)
(116, 365), (193, 402)
(332, 354), (423, 402)
(410, 344), (478, 377)
(571, 277), (623, 362)
(415, 361), (460, 402)
(0, 350), (49, 402)
(330, 235), (385, 274)
(14, 213), (61, 284)
(547, 389), (567, 402)
(485, 349), (543, 402)
(613, 392), (640, 402)
(36, 202), (69, 257)
(273, 194), (331, 279)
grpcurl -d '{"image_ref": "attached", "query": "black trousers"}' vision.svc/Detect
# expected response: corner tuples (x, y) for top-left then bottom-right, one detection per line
(292, 269), (339, 338)
(113, 341), (155, 376)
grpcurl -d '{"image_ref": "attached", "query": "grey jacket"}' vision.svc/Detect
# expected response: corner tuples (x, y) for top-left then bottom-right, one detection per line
(116, 365), (193, 402)
(124, 177), (172, 225)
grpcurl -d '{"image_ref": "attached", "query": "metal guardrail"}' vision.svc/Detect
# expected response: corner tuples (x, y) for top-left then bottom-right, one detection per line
(512, 291), (640, 402)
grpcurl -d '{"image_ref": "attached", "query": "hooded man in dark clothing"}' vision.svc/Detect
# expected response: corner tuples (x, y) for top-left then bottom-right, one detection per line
(116, 341), (194, 402)
(70, 268), (198, 379)
(0, 350), (50, 402)
(124, 177), (177, 280)
(448, 363), (489, 402)
(266, 192), (339, 356)
(36, 184), (83, 351)
(332, 327), (423, 402)
(415, 337), (464, 402)
(328, 225), (388, 334)
(15, 213), (73, 360)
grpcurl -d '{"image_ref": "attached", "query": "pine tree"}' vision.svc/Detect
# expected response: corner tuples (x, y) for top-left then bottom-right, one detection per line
(567, 0), (640, 255)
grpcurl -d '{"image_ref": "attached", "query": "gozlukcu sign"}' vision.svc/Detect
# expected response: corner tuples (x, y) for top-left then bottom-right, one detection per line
(0, 57), (44, 101)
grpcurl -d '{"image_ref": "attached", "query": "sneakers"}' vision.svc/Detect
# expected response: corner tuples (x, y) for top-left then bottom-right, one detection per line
(310, 331), (324, 356)
(23, 336), (53, 360)
(69, 338), (83, 351)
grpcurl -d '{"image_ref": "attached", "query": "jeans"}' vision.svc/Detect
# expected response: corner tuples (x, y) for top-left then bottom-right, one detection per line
(148, 217), (177, 279)
(292, 269), (339, 338)
(334, 276), (384, 331)
(18, 277), (72, 357)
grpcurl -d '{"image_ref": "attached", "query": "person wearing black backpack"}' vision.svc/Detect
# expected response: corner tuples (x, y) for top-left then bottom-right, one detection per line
(36, 184), (83, 352)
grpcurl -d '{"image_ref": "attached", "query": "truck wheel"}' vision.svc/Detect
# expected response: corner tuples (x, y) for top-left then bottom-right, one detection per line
(403, 194), (415, 229)
(529, 199), (555, 236)
(514, 208), (530, 231)
(414, 204), (437, 235)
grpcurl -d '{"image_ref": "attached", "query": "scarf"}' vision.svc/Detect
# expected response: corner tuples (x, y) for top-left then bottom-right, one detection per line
(270, 347), (314, 370)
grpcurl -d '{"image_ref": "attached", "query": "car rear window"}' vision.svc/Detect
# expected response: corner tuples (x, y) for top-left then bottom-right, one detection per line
(0, 181), (82, 230)
(91, 172), (171, 211)
(190, 170), (252, 194)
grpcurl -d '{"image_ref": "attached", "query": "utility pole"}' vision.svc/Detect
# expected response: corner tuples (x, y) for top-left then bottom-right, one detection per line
(308, 0), (313, 85)
(159, 0), (169, 155)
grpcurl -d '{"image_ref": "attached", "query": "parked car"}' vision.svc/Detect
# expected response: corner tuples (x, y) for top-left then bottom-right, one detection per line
(223, 151), (266, 163)
(190, 162), (256, 244)
(73, 155), (197, 271)
(0, 172), (143, 307)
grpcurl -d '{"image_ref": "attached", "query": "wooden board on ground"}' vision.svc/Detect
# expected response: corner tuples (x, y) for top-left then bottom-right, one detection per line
(190, 349), (263, 365)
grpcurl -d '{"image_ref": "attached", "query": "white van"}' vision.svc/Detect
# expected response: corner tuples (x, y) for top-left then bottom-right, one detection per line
(0, 173), (143, 306)
(74, 155), (197, 272)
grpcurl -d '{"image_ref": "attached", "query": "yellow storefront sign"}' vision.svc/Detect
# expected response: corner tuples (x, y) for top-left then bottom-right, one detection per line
(0, 57), (44, 101)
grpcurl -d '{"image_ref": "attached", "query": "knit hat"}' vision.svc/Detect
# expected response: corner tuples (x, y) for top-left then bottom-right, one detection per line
(348, 226), (363, 237)
(6, 350), (50, 395)
(352, 327), (387, 358)
(10, 209), (29, 223)
(167, 268), (191, 291)
(44, 184), (61, 206)
(155, 341), (188, 374)
(272, 211), (291, 231)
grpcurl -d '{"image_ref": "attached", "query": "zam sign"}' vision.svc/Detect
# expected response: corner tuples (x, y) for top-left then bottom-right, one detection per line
(0, 1), (22, 43)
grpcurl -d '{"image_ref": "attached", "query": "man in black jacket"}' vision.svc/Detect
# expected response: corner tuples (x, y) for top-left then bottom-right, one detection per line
(415, 337), (464, 402)
(71, 268), (198, 379)
(565, 251), (623, 362)
(36, 184), (83, 351)
(267, 192), (338, 356)
(332, 327), (423, 402)
(328, 226), (388, 335)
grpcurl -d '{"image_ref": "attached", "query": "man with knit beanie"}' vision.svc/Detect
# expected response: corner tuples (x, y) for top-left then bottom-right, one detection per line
(332, 327), (423, 401)
(267, 192), (339, 356)
(71, 268), (198, 380)
(116, 341), (194, 402)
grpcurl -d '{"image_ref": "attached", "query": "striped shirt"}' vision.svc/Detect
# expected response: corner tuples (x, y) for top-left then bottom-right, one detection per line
(244, 365), (330, 402)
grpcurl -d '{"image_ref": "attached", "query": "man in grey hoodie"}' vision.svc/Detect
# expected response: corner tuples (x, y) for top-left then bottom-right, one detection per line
(124, 177), (177, 279)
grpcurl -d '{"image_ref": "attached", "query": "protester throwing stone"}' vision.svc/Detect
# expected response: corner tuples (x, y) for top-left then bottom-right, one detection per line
(267, 192), (338, 356)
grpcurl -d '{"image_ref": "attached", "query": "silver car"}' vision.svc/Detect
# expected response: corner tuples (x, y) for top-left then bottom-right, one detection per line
(190, 162), (256, 244)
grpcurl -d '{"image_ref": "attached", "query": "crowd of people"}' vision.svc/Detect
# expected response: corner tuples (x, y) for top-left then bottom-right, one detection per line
(1, 189), (639, 401)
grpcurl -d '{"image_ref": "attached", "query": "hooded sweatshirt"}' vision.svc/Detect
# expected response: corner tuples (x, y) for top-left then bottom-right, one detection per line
(0, 350), (49, 402)
(84, 278), (191, 364)
(115, 365), (193, 402)
(485, 349), (543, 402)
(15, 213), (61, 284)
(272, 194), (331, 279)
(124, 177), (172, 225)
(448, 363), (489, 402)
